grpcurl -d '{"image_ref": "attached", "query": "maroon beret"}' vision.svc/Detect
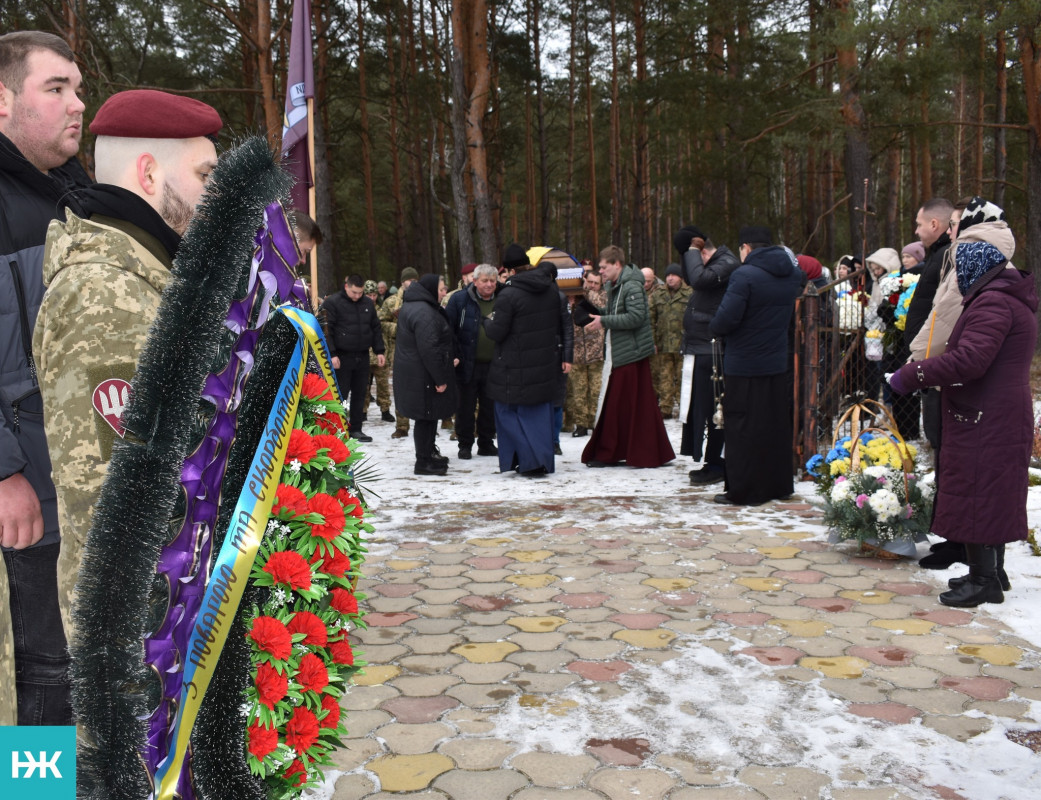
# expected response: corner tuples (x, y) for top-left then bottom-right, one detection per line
(90, 89), (223, 139)
(461, 262), (477, 276)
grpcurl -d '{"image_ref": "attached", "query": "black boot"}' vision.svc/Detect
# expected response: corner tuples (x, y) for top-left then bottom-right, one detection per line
(919, 539), (967, 569)
(414, 457), (448, 476)
(939, 544), (1004, 607)
(948, 544), (1010, 592)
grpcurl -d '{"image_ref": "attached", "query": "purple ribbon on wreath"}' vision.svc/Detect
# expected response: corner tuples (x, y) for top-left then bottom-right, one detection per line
(141, 204), (310, 793)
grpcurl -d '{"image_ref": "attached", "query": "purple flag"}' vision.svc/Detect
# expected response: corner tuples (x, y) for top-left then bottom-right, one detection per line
(282, 0), (314, 213)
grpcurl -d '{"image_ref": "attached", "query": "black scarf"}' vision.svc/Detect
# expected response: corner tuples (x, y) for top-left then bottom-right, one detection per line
(71, 184), (181, 262)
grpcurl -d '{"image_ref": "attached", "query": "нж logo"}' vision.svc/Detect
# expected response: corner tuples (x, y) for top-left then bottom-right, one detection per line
(11, 751), (62, 779)
(92, 378), (132, 437)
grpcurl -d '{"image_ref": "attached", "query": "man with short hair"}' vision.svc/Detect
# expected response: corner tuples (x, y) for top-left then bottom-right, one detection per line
(34, 88), (222, 639)
(649, 263), (691, 419)
(446, 263), (501, 459)
(324, 274), (385, 441)
(376, 280), (388, 306)
(904, 198), (954, 452)
(364, 280), (393, 421)
(0, 29), (91, 726)
(709, 226), (803, 505)
(293, 211), (322, 258)
(380, 266), (418, 437)
(581, 246), (674, 468)
(566, 269), (606, 438)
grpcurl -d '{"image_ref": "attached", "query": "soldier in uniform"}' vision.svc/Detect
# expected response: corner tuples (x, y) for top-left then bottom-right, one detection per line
(566, 270), (606, 437)
(649, 263), (692, 418)
(365, 279), (393, 421)
(1, 30), (92, 726)
(379, 266), (418, 438)
(33, 89), (221, 639)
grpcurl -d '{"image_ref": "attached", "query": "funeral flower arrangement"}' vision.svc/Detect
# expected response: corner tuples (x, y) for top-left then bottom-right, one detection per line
(836, 289), (867, 332)
(244, 372), (369, 796)
(806, 432), (933, 545)
(874, 271), (920, 352)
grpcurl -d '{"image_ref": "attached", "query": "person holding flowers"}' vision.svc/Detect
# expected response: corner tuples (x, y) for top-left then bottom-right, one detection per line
(888, 211), (1036, 607)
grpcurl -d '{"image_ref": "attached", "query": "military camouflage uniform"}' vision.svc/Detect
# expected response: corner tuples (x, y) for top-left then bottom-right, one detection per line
(378, 290), (409, 433)
(33, 212), (172, 637)
(649, 283), (692, 417)
(0, 560), (14, 724)
(566, 288), (606, 430)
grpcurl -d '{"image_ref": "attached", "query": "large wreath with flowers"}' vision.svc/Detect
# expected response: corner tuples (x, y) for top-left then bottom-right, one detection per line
(243, 372), (370, 795)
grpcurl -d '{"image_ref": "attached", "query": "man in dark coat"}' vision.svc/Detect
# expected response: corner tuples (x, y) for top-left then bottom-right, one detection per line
(903, 198), (954, 451)
(890, 234), (1036, 607)
(709, 226), (803, 506)
(675, 225), (740, 485)
(483, 244), (561, 476)
(395, 274), (457, 475)
(445, 263), (500, 459)
(323, 273), (384, 442)
(0, 31), (92, 726)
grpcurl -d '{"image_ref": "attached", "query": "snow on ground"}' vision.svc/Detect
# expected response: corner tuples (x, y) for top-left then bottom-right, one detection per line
(317, 416), (1041, 797)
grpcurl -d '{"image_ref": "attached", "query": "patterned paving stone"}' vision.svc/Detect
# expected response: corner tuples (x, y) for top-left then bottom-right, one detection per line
(464, 556), (514, 569)
(869, 618), (936, 635)
(387, 675), (462, 696)
(739, 647), (805, 667)
(585, 736), (652, 766)
(847, 646), (915, 666)
(355, 665), (402, 686)
(437, 738), (516, 770)
(739, 766), (830, 799)
(921, 714), (994, 742)
(507, 574), (559, 588)
(554, 592), (611, 608)
(506, 615), (569, 632)
(608, 612), (671, 628)
(367, 753), (454, 791)
(957, 644), (1022, 666)
(373, 583), (424, 597)
(612, 628), (677, 648)
(799, 656), (871, 679)
(713, 612), (772, 627)
(773, 569), (826, 583)
(846, 702), (920, 724)
(457, 595), (513, 611)
(566, 659), (634, 681)
(767, 619), (832, 637)
(938, 676), (1014, 700)
(511, 752), (599, 786)
(376, 722), (455, 755)
(587, 767), (678, 799)
(431, 768), (528, 799)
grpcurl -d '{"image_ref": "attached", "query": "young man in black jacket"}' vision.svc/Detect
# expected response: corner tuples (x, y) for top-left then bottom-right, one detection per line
(322, 273), (385, 442)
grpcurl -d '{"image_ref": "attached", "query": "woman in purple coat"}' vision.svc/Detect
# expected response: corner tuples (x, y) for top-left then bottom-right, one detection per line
(889, 232), (1037, 608)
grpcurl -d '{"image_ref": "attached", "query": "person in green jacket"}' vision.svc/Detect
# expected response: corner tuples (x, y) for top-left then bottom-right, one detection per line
(580, 245), (675, 468)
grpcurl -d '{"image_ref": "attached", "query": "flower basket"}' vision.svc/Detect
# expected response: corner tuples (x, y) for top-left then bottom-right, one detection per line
(805, 400), (933, 548)
(863, 329), (883, 361)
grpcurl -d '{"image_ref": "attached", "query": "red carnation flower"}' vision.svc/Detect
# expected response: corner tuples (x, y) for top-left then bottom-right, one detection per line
(286, 428), (318, 464)
(287, 611), (328, 647)
(335, 489), (364, 519)
(285, 706), (320, 754)
(320, 694), (341, 730)
(248, 616), (293, 660)
(255, 662), (289, 709)
(314, 414), (345, 435)
(312, 433), (350, 464)
(309, 493), (346, 541)
(272, 483), (308, 518)
(283, 758), (307, 787)
(247, 719), (279, 759)
(296, 652), (329, 693)
(329, 587), (358, 616)
(302, 373), (333, 401)
(329, 639), (355, 665)
(263, 550), (312, 591)
(309, 547), (351, 578)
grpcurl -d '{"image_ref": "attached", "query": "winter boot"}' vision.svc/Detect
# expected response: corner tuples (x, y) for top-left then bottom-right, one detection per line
(414, 457), (448, 476)
(948, 544), (1010, 592)
(939, 543), (1004, 607)
(919, 539), (967, 569)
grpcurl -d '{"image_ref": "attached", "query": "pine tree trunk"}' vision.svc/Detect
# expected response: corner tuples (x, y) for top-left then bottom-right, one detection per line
(356, 0), (378, 276)
(584, 13), (599, 258)
(449, 0), (476, 264)
(385, 18), (407, 268)
(995, 32), (1008, 209)
(608, 0), (621, 246)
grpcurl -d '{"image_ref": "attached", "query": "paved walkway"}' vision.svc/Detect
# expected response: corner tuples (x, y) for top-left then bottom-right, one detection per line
(326, 490), (1041, 800)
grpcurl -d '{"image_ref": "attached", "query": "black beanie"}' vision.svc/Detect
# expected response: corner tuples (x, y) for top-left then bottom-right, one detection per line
(502, 243), (530, 269)
(665, 263), (683, 278)
(418, 273), (441, 298)
(738, 225), (773, 246)
(672, 225), (706, 256)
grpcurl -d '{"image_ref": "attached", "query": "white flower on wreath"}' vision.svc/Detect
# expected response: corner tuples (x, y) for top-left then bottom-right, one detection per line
(862, 465), (888, 479)
(289, 459), (302, 473)
(868, 488), (902, 522)
(831, 481), (852, 503)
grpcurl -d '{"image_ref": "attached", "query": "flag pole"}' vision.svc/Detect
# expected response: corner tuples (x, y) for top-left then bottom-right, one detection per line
(307, 96), (318, 310)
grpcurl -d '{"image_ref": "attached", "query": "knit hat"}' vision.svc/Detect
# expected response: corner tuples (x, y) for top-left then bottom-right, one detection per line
(738, 226), (773, 246)
(363, 279), (378, 294)
(672, 225), (706, 255)
(502, 243), (530, 269)
(400, 266), (419, 284)
(664, 263), (683, 279)
(865, 247), (901, 274)
(957, 197), (1006, 237)
(796, 255), (822, 281)
(901, 242), (926, 264)
(418, 273), (441, 298)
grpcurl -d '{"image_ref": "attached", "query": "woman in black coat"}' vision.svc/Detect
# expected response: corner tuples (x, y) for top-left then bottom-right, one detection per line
(394, 274), (457, 475)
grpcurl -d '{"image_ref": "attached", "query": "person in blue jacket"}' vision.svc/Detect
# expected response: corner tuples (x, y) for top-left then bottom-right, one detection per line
(709, 226), (803, 506)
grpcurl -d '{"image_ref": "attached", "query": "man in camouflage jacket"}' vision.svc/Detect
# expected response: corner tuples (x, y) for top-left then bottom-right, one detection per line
(565, 272), (605, 436)
(379, 267), (418, 437)
(33, 89), (220, 637)
(649, 263), (692, 417)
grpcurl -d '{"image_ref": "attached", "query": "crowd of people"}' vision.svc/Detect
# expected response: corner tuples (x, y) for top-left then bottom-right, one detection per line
(1, 29), (1034, 731)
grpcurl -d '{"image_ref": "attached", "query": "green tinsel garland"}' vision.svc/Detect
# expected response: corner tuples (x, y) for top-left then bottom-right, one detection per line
(70, 137), (290, 800)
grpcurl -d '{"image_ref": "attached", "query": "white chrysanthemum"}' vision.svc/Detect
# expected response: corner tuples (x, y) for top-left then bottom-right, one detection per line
(919, 480), (935, 500)
(831, 481), (852, 503)
(862, 465), (888, 479)
(868, 488), (901, 521)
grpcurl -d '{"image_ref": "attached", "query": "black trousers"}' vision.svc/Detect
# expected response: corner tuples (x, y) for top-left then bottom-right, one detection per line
(334, 351), (370, 434)
(680, 354), (724, 465)
(456, 362), (496, 450)
(722, 373), (793, 505)
(413, 418), (437, 459)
